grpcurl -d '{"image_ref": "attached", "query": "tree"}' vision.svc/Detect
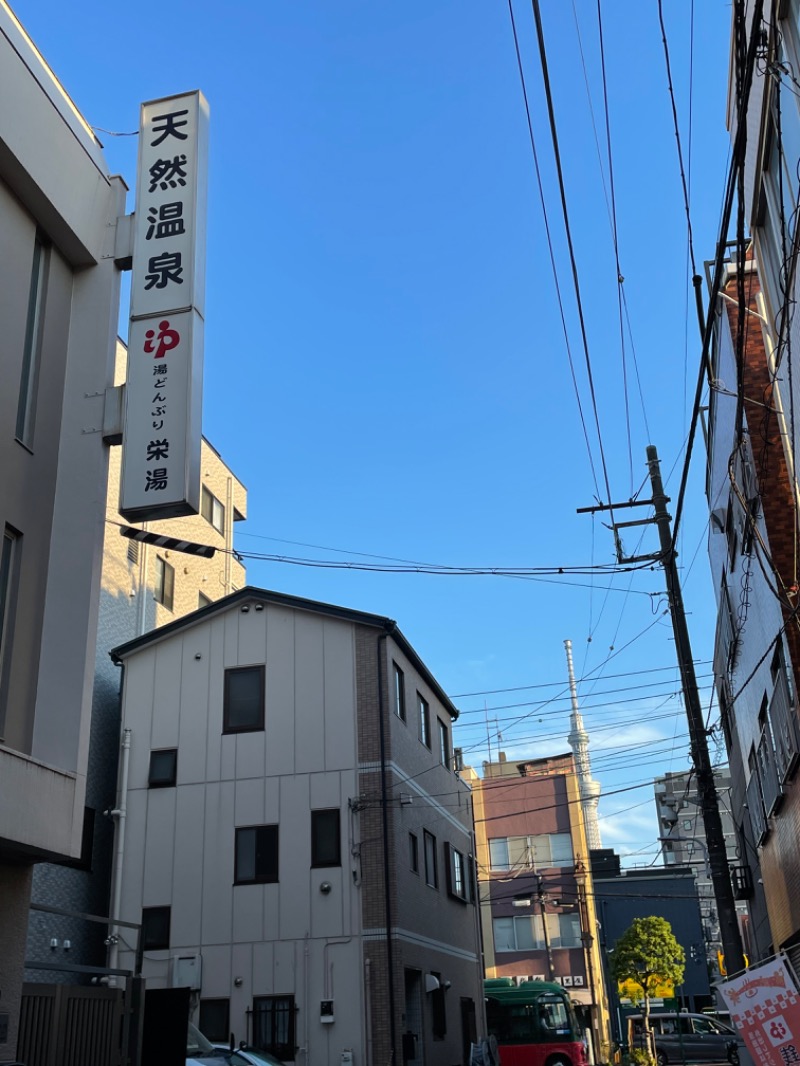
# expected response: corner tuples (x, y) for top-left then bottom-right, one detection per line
(610, 916), (685, 1058)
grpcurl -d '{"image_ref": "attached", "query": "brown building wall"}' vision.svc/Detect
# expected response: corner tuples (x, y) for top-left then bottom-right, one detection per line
(722, 262), (800, 948)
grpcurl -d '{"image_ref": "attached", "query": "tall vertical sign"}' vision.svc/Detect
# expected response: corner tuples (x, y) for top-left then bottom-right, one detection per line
(120, 91), (209, 521)
(719, 956), (800, 1066)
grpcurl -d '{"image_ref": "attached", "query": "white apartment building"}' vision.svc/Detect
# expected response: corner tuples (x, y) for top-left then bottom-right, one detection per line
(110, 587), (484, 1066)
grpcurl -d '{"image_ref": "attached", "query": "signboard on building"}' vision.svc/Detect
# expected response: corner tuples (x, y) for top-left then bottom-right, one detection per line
(618, 978), (674, 1004)
(120, 90), (208, 521)
(718, 956), (800, 1066)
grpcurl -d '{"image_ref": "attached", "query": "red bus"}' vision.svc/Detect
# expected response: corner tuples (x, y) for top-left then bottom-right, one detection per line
(485, 978), (588, 1066)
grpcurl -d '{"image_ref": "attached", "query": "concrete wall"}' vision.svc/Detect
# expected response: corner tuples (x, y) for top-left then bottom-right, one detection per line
(27, 409), (247, 980)
(0, 2), (124, 1054)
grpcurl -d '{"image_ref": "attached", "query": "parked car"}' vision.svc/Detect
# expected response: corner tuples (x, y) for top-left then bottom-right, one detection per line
(188, 1023), (255, 1065)
(628, 1012), (744, 1066)
(212, 1047), (285, 1066)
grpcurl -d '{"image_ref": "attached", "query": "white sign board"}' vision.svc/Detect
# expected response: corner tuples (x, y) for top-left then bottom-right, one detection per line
(718, 956), (800, 1066)
(120, 90), (208, 521)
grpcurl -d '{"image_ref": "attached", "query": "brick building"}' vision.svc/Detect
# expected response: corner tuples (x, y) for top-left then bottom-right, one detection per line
(470, 752), (611, 1064)
(108, 587), (484, 1066)
(25, 337), (247, 980)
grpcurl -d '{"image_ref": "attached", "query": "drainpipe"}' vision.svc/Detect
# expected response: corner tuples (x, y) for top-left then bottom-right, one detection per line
(377, 629), (398, 1066)
(364, 957), (373, 1066)
(224, 476), (233, 593)
(108, 725), (132, 981)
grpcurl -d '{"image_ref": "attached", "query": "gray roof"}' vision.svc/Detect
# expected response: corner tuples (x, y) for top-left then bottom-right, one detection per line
(110, 585), (458, 718)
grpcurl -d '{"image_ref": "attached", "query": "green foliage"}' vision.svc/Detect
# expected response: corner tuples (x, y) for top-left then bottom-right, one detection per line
(610, 916), (686, 999)
(623, 1049), (656, 1066)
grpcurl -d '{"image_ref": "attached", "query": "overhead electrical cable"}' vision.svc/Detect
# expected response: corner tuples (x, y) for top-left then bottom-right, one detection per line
(669, 0), (765, 550)
(530, 0), (618, 518)
(505, 0), (602, 497)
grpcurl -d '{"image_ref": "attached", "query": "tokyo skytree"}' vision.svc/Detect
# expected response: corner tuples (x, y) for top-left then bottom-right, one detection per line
(564, 639), (602, 851)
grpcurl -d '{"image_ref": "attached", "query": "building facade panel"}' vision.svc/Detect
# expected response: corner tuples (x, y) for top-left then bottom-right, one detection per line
(109, 589), (482, 1065)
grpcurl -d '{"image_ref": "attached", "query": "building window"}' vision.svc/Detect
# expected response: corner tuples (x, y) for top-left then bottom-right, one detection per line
(201, 486), (226, 534)
(154, 556), (174, 611)
(223, 665), (265, 733)
(311, 809), (340, 867)
(149, 749), (178, 788)
(394, 662), (406, 722)
(252, 995), (296, 1059)
(198, 591), (212, 609)
(16, 233), (48, 448)
(438, 719), (450, 767)
(409, 832), (419, 873)
(235, 825), (278, 884)
(445, 843), (468, 901)
(0, 527), (21, 735)
(199, 999), (230, 1043)
(488, 833), (573, 871)
(418, 694), (431, 749)
(141, 906), (171, 950)
(424, 829), (438, 888)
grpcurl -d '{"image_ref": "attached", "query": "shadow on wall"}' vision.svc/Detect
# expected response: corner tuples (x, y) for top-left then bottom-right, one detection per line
(26, 585), (144, 985)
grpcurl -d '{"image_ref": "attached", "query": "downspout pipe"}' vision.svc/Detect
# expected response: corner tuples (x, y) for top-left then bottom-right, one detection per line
(108, 722), (131, 982)
(377, 628), (398, 1066)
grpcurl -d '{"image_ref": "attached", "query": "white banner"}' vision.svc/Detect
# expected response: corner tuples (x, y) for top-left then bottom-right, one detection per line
(121, 90), (208, 520)
(719, 957), (800, 1066)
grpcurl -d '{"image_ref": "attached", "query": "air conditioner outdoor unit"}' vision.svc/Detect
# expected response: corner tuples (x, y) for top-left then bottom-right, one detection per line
(573, 976), (584, 987)
(562, 976), (574, 987)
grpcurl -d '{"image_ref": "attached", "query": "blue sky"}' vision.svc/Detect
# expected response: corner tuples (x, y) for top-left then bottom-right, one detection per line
(13, 0), (734, 861)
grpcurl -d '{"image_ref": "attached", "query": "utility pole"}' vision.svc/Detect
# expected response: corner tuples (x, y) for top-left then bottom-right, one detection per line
(537, 873), (557, 982)
(578, 445), (746, 978)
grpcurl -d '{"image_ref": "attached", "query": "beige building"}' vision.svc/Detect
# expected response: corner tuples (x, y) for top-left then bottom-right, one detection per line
(470, 753), (612, 1065)
(0, 2), (126, 1055)
(109, 588), (484, 1066)
(26, 337), (247, 980)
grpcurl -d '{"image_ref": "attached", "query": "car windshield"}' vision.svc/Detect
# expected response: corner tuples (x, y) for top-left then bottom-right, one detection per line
(188, 1022), (216, 1054)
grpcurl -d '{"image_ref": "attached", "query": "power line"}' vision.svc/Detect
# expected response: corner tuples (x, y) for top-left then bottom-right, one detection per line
(530, 0), (617, 518)
(505, 0), (602, 498)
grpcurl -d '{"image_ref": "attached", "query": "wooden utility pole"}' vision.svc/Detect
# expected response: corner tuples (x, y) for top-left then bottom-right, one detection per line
(578, 445), (746, 977)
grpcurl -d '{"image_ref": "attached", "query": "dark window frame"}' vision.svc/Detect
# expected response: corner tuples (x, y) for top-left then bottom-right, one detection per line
(311, 808), (341, 868)
(16, 232), (49, 449)
(393, 662), (406, 722)
(148, 748), (178, 788)
(409, 832), (419, 874)
(223, 664), (266, 734)
(154, 555), (174, 611)
(252, 994), (296, 1060)
(141, 905), (171, 950)
(199, 998), (230, 1043)
(438, 718), (450, 767)
(445, 841), (468, 902)
(201, 485), (226, 534)
(418, 693), (431, 749)
(234, 824), (279, 885)
(424, 829), (438, 889)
